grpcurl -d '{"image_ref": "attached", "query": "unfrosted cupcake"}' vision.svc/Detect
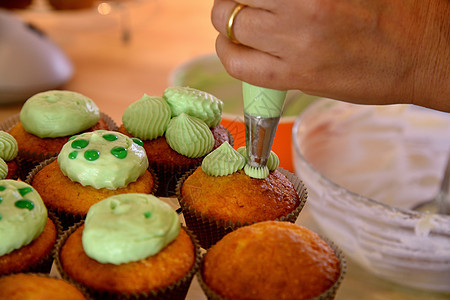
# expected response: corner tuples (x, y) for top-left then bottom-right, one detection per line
(5, 90), (116, 175)
(0, 131), (19, 180)
(29, 130), (156, 228)
(0, 273), (88, 300)
(199, 221), (346, 300)
(118, 87), (233, 197)
(55, 193), (200, 299)
(0, 180), (59, 275)
(177, 142), (307, 249)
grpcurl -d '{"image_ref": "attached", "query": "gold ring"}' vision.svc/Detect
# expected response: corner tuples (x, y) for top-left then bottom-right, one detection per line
(226, 3), (246, 44)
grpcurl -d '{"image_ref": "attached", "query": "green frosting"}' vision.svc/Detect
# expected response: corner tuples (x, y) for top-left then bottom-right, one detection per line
(267, 151), (280, 171)
(122, 94), (172, 140)
(243, 82), (286, 118)
(202, 142), (245, 176)
(165, 113), (214, 158)
(244, 164), (269, 179)
(57, 130), (148, 190)
(0, 131), (18, 161)
(0, 159), (7, 180)
(163, 86), (223, 128)
(82, 193), (180, 265)
(20, 90), (100, 138)
(236, 146), (247, 162)
(0, 180), (48, 256)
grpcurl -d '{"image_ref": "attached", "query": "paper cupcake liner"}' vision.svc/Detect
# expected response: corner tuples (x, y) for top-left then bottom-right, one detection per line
(176, 167), (308, 249)
(1, 112), (118, 180)
(197, 237), (346, 300)
(55, 221), (201, 300)
(153, 127), (234, 198)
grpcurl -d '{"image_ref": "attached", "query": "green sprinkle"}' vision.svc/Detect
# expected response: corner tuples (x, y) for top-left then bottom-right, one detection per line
(69, 151), (78, 159)
(0, 214), (2, 221)
(0, 196), (2, 204)
(132, 138), (144, 147)
(111, 147), (127, 159)
(18, 187), (33, 196)
(71, 139), (89, 149)
(144, 211), (152, 219)
(0, 186), (5, 191)
(103, 134), (118, 141)
(84, 150), (100, 161)
(15, 199), (34, 210)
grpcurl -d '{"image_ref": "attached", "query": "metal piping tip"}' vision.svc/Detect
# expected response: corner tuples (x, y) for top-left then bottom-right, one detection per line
(244, 113), (280, 168)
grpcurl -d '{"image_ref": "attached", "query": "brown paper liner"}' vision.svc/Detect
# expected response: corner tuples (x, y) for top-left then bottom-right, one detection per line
(197, 237), (347, 300)
(0, 272), (93, 300)
(154, 129), (234, 198)
(176, 167), (308, 249)
(0, 211), (62, 276)
(55, 221), (201, 300)
(0, 112), (118, 180)
(26, 157), (159, 230)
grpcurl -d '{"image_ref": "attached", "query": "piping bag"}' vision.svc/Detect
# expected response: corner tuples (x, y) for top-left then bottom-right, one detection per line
(243, 82), (287, 168)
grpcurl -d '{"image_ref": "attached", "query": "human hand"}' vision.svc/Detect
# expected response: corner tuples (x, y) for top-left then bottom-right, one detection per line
(211, 0), (450, 112)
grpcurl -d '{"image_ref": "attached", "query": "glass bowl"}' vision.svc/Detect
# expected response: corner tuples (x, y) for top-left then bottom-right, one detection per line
(292, 98), (450, 292)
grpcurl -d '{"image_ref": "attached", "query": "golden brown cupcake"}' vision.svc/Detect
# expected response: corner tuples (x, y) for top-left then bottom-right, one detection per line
(56, 193), (200, 299)
(0, 273), (88, 300)
(178, 142), (307, 248)
(0, 180), (59, 275)
(118, 87), (233, 197)
(199, 221), (346, 300)
(29, 130), (156, 228)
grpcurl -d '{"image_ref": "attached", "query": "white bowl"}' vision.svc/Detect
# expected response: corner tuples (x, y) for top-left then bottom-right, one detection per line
(292, 98), (450, 292)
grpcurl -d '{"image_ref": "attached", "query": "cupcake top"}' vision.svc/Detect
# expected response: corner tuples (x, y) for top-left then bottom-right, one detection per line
(0, 131), (18, 162)
(122, 87), (223, 157)
(0, 180), (48, 256)
(82, 193), (180, 264)
(57, 130), (148, 190)
(202, 145), (279, 179)
(20, 90), (100, 138)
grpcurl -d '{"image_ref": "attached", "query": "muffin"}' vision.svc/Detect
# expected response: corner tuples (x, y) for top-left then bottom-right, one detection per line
(55, 193), (200, 299)
(178, 142), (307, 248)
(5, 90), (116, 176)
(0, 180), (59, 275)
(28, 130), (156, 228)
(118, 87), (233, 197)
(0, 273), (88, 299)
(199, 221), (346, 300)
(0, 131), (19, 180)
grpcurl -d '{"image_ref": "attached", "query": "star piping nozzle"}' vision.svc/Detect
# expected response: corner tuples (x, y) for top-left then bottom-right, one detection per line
(243, 82), (287, 168)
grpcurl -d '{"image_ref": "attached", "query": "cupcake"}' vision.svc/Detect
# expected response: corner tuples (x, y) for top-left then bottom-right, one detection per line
(199, 221), (346, 300)
(118, 87), (233, 197)
(0, 180), (59, 275)
(55, 193), (200, 299)
(0, 131), (19, 180)
(0, 273), (88, 299)
(177, 142), (307, 249)
(5, 90), (116, 175)
(28, 130), (156, 228)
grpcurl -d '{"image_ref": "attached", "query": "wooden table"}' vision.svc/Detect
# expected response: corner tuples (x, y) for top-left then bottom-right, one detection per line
(1, 1), (449, 298)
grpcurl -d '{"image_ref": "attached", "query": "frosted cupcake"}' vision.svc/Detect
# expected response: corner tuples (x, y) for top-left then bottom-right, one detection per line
(177, 142), (307, 249)
(0, 131), (19, 180)
(28, 130), (156, 228)
(118, 87), (233, 197)
(5, 90), (116, 176)
(55, 193), (200, 299)
(0, 180), (59, 275)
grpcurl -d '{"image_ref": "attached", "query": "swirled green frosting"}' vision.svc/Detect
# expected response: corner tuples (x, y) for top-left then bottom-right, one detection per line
(202, 142), (245, 176)
(0, 180), (48, 256)
(236, 146), (247, 162)
(244, 164), (269, 179)
(0, 131), (18, 161)
(82, 193), (180, 265)
(165, 113), (214, 158)
(122, 94), (171, 140)
(20, 90), (100, 138)
(58, 130), (148, 190)
(0, 159), (7, 180)
(267, 151), (280, 171)
(163, 86), (223, 128)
